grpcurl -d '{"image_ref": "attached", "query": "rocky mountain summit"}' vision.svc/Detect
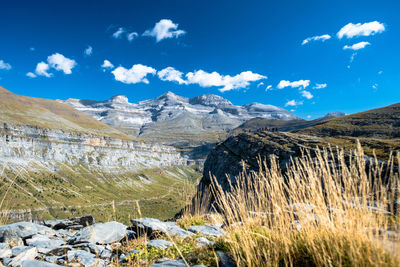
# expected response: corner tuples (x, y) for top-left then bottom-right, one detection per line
(64, 92), (298, 153)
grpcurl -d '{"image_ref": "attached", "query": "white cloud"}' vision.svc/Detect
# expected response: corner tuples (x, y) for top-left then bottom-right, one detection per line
(158, 67), (187, 84)
(186, 70), (266, 92)
(378, 70), (383, 75)
(372, 83), (378, 89)
(313, 83), (327, 89)
(307, 115), (312, 119)
(111, 64), (156, 84)
(112, 27), (125, 39)
(285, 100), (303, 107)
(127, 32), (138, 42)
(0, 60), (11, 70)
(337, 21), (385, 39)
(301, 90), (313, 99)
(143, 19), (186, 42)
(26, 72), (37, 78)
(35, 62), (52, 77)
(302, 34), (331, 45)
(343, 41), (370, 50)
(101, 60), (114, 69)
(277, 80), (310, 89)
(84, 46), (93, 56)
(266, 85), (272, 91)
(47, 53), (76, 74)
(257, 82), (264, 87)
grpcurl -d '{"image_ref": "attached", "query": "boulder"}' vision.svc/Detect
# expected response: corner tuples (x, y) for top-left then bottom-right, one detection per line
(68, 221), (128, 245)
(130, 218), (193, 238)
(0, 222), (55, 244)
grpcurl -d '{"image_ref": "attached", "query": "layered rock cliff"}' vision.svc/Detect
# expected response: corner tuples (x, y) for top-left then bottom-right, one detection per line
(0, 123), (186, 171)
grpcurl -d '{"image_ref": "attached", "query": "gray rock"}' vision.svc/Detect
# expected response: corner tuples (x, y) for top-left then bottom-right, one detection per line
(0, 248), (11, 258)
(146, 239), (174, 249)
(2, 257), (12, 266)
(20, 260), (63, 267)
(26, 234), (65, 248)
(9, 247), (38, 267)
(216, 250), (235, 267)
(0, 222), (55, 244)
(188, 225), (225, 237)
(0, 243), (9, 249)
(131, 218), (193, 238)
(150, 259), (187, 267)
(196, 237), (215, 247)
(44, 255), (65, 265)
(43, 216), (95, 230)
(12, 245), (32, 257)
(68, 221), (127, 245)
(67, 249), (105, 267)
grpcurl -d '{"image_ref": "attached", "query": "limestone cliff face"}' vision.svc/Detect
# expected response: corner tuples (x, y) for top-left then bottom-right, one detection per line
(0, 123), (187, 171)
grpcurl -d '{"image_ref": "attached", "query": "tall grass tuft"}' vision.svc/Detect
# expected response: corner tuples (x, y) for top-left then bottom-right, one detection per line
(208, 143), (399, 266)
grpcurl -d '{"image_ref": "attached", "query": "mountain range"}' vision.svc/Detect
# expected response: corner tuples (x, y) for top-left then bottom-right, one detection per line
(63, 91), (298, 157)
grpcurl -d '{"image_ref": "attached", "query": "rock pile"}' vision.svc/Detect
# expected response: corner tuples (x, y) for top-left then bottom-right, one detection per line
(0, 216), (229, 267)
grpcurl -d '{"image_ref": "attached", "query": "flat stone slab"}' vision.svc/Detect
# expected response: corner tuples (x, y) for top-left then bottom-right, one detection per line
(0, 248), (11, 258)
(150, 259), (187, 267)
(188, 225), (225, 237)
(131, 218), (193, 238)
(42, 216), (95, 230)
(146, 239), (174, 249)
(68, 221), (128, 245)
(9, 247), (38, 267)
(20, 260), (63, 267)
(67, 249), (105, 267)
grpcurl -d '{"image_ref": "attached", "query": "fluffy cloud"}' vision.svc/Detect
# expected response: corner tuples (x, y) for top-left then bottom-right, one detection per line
(84, 46), (93, 56)
(257, 82), (264, 87)
(111, 64), (156, 84)
(277, 80), (310, 89)
(266, 85), (272, 91)
(26, 72), (37, 78)
(47, 53), (76, 74)
(143, 19), (186, 42)
(343, 41), (370, 50)
(101, 60), (114, 69)
(112, 27), (125, 39)
(158, 67), (187, 84)
(35, 62), (52, 77)
(302, 34), (331, 45)
(313, 83), (327, 89)
(127, 32), (138, 42)
(0, 60), (11, 70)
(301, 90), (313, 99)
(186, 70), (266, 92)
(30, 53), (76, 78)
(337, 21), (385, 39)
(285, 100), (303, 107)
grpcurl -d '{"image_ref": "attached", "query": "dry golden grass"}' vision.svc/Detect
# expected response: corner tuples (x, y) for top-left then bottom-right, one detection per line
(205, 143), (400, 266)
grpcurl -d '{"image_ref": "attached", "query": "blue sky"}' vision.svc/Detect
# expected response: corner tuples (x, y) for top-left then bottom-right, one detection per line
(0, 0), (399, 119)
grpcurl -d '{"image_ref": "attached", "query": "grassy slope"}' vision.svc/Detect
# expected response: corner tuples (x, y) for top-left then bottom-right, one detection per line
(0, 86), (132, 139)
(296, 102), (400, 139)
(0, 164), (202, 224)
